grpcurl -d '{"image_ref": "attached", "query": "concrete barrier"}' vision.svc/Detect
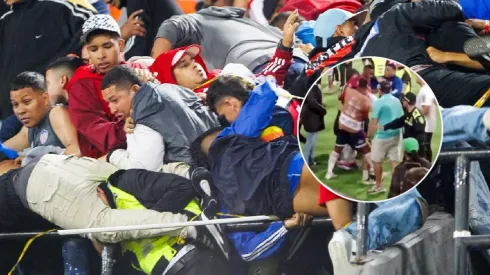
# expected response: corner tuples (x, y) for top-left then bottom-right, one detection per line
(344, 212), (455, 275)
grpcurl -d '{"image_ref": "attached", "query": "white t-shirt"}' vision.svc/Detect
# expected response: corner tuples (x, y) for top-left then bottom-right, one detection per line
(416, 85), (437, 133)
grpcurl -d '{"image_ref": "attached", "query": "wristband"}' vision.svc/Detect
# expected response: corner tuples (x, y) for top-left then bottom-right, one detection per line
(484, 20), (489, 34)
(278, 39), (293, 52)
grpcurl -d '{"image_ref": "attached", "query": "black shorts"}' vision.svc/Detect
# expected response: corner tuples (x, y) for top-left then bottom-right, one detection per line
(335, 129), (367, 149)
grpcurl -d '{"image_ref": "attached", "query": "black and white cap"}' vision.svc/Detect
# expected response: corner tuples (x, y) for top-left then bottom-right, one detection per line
(81, 14), (121, 43)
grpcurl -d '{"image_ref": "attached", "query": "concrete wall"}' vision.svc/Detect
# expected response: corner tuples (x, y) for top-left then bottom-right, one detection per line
(345, 212), (455, 275)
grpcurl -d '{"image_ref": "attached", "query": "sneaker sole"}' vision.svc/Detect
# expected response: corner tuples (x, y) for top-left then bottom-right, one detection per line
(328, 237), (352, 275)
(362, 180), (376, 185)
(200, 212), (230, 260)
(464, 36), (490, 58)
(368, 188), (386, 195)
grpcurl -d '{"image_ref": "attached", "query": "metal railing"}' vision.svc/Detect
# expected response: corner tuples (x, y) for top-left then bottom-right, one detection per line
(0, 217), (340, 275)
(355, 203), (369, 263)
(438, 148), (490, 275)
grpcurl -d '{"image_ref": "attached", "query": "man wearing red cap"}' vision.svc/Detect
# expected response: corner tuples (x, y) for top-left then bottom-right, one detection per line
(149, 10), (301, 94)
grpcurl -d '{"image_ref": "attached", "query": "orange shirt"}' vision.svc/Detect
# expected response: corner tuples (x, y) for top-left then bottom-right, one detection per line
(339, 88), (371, 133)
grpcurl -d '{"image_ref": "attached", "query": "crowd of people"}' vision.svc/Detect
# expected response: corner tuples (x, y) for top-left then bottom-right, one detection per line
(303, 58), (438, 200)
(0, 0), (489, 274)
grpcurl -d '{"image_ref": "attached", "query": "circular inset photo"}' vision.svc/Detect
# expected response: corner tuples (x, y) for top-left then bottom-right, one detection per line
(299, 57), (442, 202)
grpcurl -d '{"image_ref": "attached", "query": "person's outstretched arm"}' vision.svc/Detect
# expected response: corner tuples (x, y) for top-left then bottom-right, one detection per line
(152, 14), (201, 58)
(49, 106), (81, 156)
(383, 115), (406, 131)
(107, 124), (164, 171)
(391, 0), (465, 32)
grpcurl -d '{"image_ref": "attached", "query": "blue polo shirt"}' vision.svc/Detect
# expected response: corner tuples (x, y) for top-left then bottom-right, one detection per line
(372, 93), (404, 140)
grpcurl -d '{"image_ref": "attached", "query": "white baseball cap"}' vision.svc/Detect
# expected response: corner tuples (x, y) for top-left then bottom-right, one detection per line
(171, 45), (201, 67)
(81, 14), (122, 43)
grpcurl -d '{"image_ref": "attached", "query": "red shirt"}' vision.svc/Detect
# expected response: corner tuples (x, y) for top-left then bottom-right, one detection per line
(67, 62), (142, 158)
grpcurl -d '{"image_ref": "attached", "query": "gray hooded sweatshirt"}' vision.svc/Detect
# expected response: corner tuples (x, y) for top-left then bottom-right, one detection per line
(156, 6), (282, 71)
(132, 83), (219, 165)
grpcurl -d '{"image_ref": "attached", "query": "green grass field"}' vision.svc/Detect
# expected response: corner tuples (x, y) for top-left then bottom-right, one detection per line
(301, 59), (442, 202)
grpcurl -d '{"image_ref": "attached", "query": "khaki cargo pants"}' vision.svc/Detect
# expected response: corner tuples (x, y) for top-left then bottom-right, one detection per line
(26, 154), (188, 243)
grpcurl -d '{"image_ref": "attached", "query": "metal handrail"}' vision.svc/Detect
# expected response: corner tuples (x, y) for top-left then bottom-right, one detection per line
(0, 217), (337, 275)
(438, 148), (490, 275)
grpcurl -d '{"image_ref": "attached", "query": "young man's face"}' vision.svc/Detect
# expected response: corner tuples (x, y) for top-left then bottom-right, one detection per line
(363, 67), (374, 78)
(402, 100), (409, 109)
(102, 85), (137, 121)
(214, 97), (242, 124)
(336, 19), (357, 37)
(173, 54), (207, 90)
(10, 88), (50, 127)
(384, 66), (396, 78)
(86, 34), (124, 74)
(45, 69), (68, 105)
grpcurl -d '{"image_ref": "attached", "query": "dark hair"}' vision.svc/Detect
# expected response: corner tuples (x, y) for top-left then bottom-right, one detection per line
(206, 75), (252, 113)
(190, 127), (225, 169)
(46, 56), (85, 77)
(385, 62), (396, 70)
(358, 77), (368, 88)
(86, 29), (121, 44)
(363, 64), (374, 70)
(406, 151), (421, 162)
(379, 81), (392, 94)
(10, 72), (46, 93)
(270, 12), (305, 29)
(101, 65), (143, 91)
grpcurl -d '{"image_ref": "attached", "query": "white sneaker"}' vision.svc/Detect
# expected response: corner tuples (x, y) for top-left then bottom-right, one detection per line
(329, 230), (354, 275)
(325, 172), (338, 180)
(367, 185), (387, 194)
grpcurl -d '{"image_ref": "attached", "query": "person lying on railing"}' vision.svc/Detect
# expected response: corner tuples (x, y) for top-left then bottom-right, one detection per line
(0, 153), (234, 274)
(190, 76), (352, 263)
(93, 167), (231, 274)
(0, 72), (81, 169)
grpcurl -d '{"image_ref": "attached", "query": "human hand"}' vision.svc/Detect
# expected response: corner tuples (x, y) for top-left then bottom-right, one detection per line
(282, 9), (301, 48)
(134, 68), (155, 83)
(197, 93), (207, 104)
(125, 110), (135, 134)
(284, 213), (312, 229)
(120, 10), (147, 40)
(466, 19), (487, 30)
(426, 46), (448, 64)
(14, 156), (24, 166)
(299, 43), (314, 55)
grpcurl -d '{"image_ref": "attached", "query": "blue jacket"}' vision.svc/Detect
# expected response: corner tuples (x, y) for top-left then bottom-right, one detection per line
(460, 0), (490, 20)
(210, 79), (297, 261)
